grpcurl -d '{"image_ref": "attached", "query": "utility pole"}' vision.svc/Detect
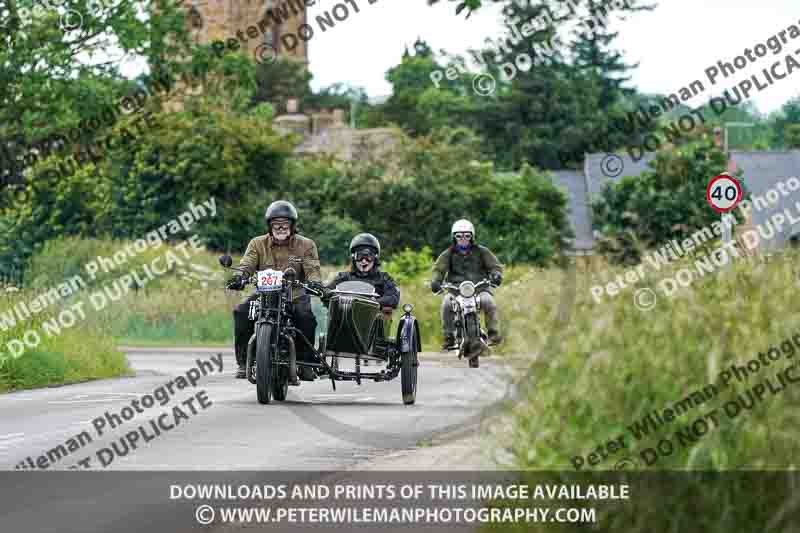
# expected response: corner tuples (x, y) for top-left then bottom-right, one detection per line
(720, 122), (755, 260)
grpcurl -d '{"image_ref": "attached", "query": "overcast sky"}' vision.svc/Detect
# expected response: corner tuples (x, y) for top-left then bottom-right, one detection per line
(112, 1), (800, 115)
(300, 0), (800, 115)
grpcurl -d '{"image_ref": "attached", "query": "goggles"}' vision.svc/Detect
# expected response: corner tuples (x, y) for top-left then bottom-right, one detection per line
(354, 249), (377, 261)
(271, 220), (292, 231)
(454, 232), (473, 240)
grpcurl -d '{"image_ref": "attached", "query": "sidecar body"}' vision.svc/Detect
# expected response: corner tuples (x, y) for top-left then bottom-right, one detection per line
(324, 281), (387, 360)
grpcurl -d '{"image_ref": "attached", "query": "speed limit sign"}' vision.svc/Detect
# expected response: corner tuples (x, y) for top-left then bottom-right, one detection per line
(707, 173), (743, 213)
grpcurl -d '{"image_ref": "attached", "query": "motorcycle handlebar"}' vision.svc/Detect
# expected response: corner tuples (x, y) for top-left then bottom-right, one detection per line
(436, 279), (496, 295)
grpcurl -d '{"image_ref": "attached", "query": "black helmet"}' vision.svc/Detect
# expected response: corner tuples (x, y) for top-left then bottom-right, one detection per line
(265, 200), (298, 225)
(350, 233), (380, 256)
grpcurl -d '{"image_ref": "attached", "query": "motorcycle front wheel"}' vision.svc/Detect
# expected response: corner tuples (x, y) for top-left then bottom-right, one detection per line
(273, 366), (289, 401)
(401, 326), (419, 405)
(464, 315), (481, 368)
(256, 324), (274, 404)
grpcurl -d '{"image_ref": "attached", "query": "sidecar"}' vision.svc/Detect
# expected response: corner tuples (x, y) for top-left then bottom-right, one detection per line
(318, 281), (421, 405)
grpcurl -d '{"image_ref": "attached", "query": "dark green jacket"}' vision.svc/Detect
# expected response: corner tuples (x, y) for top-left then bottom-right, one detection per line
(431, 244), (503, 293)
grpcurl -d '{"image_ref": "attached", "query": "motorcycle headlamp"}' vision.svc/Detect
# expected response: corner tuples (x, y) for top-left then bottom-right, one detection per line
(459, 281), (476, 298)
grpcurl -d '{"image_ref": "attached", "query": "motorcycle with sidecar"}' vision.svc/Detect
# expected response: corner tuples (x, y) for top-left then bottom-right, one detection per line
(220, 255), (421, 405)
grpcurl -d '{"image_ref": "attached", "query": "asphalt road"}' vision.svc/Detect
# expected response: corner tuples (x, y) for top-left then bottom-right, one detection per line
(0, 347), (508, 471)
(0, 348), (513, 533)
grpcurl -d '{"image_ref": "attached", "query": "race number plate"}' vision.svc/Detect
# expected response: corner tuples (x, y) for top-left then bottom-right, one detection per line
(256, 269), (283, 292)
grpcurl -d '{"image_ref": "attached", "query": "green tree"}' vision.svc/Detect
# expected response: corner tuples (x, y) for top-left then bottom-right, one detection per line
(786, 124), (800, 149)
(253, 57), (312, 114)
(564, 0), (655, 108)
(378, 39), (459, 135)
(304, 83), (368, 115)
(0, 102), (296, 278)
(592, 138), (739, 264)
(770, 94), (800, 148)
(0, 0), (190, 141)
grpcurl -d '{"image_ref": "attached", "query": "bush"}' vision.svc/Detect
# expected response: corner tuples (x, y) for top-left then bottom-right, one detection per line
(382, 247), (434, 284)
(0, 103), (295, 281)
(592, 138), (744, 264)
(327, 131), (571, 266)
(0, 291), (129, 392)
(24, 237), (173, 290)
(1, 109), (572, 286)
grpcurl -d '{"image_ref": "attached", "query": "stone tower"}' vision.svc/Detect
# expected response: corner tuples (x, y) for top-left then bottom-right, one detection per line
(183, 0), (309, 66)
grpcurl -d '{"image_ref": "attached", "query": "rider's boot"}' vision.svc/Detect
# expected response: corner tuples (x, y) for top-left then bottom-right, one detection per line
(441, 334), (456, 351)
(235, 344), (247, 379)
(488, 330), (503, 346)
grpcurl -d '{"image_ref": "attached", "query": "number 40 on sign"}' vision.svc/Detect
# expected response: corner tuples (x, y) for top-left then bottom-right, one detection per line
(707, 173), (743, 213)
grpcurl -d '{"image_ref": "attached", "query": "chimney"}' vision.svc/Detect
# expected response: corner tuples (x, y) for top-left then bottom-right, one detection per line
(286, 98), (299, 114)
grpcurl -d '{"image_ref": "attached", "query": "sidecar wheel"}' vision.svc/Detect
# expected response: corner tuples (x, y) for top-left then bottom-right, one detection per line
(401, 330), (418, 405)
(256, 324), (274, 404)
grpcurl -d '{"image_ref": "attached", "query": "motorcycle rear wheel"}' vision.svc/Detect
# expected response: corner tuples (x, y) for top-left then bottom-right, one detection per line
(256, 324), (274, 404)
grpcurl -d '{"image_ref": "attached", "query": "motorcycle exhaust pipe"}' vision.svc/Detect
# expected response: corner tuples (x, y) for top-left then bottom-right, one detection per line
(286, 336), (299, 385)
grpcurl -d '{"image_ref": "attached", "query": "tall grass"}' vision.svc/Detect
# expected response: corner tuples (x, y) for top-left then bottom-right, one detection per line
(503, 249), (800, 470)
(0, 291), (128, 392)
(477, 251), (800, 533)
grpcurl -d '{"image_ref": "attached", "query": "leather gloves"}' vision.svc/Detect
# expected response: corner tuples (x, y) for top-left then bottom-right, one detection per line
(430, 279), (442, 293)
(490, 271), (502, 286)
(307, 281), (325, 294)
(308, 281), (332, 304)
(225, 274), (246, 291)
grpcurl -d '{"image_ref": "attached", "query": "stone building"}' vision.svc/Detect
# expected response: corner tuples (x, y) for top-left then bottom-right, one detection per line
(272, 99), (404, 164)
(181, 0), (309, 65)
(174, 2), (403, 164)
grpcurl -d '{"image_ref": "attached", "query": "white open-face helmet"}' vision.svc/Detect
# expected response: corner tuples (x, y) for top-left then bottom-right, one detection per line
(451, 219), (475, 240)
